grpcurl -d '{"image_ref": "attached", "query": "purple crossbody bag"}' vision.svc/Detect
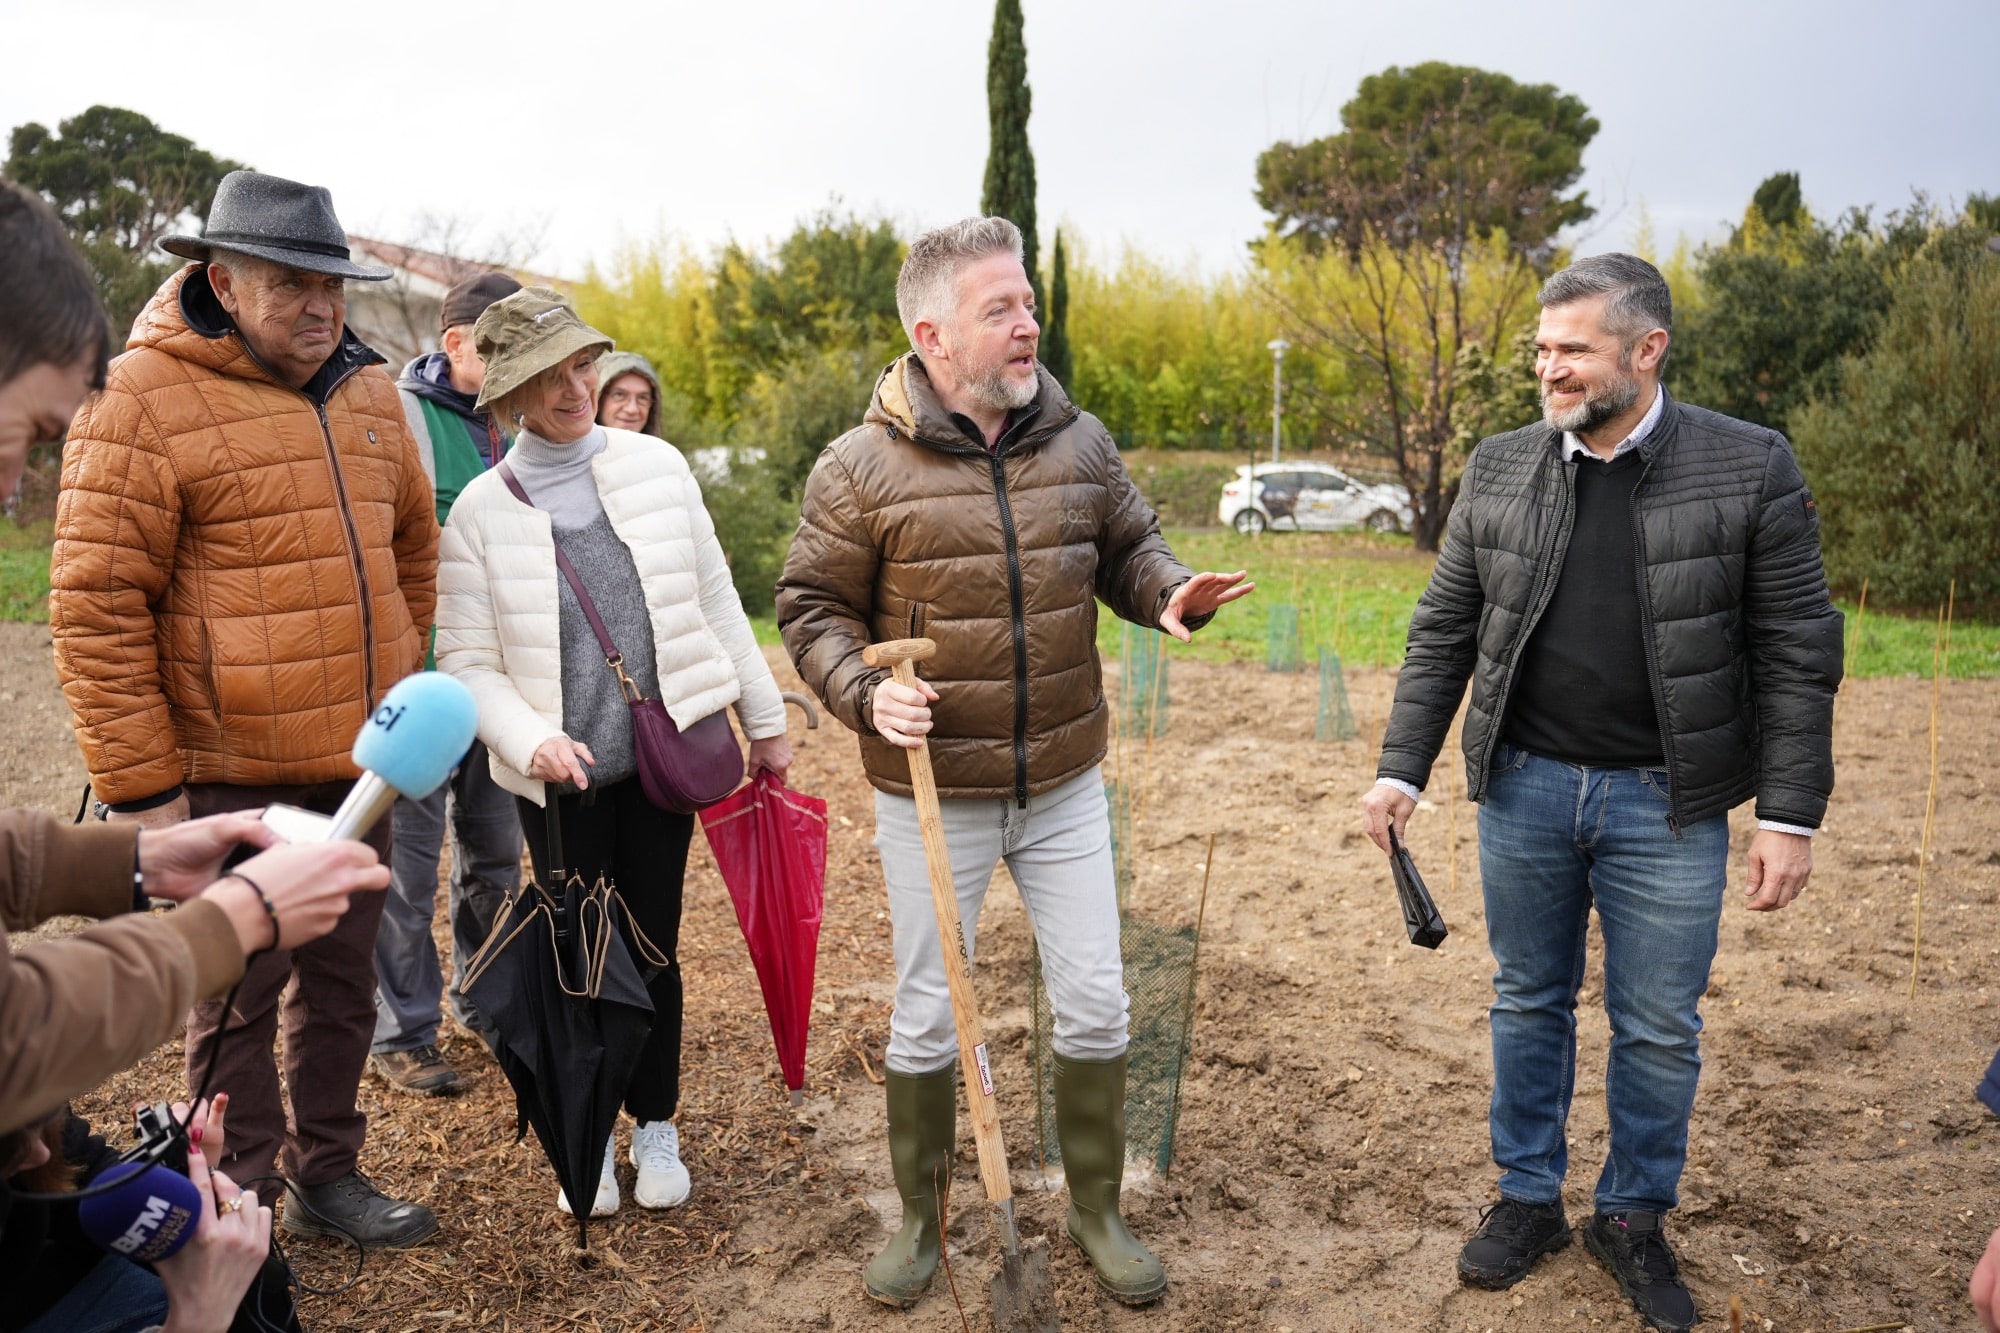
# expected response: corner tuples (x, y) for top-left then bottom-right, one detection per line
(499, 462), (744, 813)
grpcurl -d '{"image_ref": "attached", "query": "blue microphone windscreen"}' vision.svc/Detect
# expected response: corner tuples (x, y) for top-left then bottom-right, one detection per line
(78, 1161), (203, 1262)
(351, 672), (480, 800)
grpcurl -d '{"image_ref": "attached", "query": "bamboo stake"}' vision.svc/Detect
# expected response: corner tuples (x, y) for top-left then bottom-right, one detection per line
(1908, 581), (1953, 998)
(1444, 734), (1460, 901)
(1331, 570), (1349, 658)
(1835, 578), (1869, 732)
(1371, 611), (1398, 757)
(1163, 833), (1217, 1179)
(1138, 633), (1168, 831)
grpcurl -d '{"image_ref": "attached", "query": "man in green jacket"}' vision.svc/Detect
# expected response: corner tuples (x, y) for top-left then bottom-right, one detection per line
(370, 272), (524, 1094)
(777, 217), (1250, 1311)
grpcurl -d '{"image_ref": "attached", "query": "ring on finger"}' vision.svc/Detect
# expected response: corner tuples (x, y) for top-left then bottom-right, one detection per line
(218, 1195), (244, 1216)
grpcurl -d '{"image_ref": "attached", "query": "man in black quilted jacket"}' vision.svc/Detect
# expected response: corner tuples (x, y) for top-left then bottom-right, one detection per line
(1360, 253), (1842, 1333)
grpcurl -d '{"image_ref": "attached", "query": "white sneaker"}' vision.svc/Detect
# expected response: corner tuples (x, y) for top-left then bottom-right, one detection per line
(631, 1120), (691, 1208)
(558, 1134), (619, 1218)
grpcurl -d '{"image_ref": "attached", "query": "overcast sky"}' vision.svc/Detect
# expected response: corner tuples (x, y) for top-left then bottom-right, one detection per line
(5, 0), (1995, 278)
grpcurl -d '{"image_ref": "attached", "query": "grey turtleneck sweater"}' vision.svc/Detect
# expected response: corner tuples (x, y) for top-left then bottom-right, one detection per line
(507, 426), (654, 793)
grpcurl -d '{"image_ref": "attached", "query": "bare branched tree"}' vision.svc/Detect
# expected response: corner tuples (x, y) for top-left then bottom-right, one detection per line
(347, 211), (551, 366)
(1252, 63), (1597, 550)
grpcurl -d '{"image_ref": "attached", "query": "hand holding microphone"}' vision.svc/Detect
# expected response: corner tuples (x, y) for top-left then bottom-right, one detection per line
(201, 843), (391, 956)
(195, 672), (480, 957)
(137, 815), (281, 902)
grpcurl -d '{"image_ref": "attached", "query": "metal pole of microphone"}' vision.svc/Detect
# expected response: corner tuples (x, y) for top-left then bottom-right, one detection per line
(324, 770), (398, 843)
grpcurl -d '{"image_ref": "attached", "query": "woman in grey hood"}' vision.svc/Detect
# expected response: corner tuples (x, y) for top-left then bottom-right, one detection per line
(595, 350), (663, 437)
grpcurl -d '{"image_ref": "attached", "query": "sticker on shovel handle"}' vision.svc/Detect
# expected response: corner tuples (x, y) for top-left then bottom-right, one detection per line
(973, 1042), (995, 1096)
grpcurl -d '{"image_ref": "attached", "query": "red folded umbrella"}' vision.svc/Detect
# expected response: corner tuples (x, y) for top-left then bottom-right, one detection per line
(699, 771), (827, 1104)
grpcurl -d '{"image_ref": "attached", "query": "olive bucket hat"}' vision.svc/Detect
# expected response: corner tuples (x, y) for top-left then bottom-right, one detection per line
(158, 170), (391, 280)
(472, 286), (614, 412)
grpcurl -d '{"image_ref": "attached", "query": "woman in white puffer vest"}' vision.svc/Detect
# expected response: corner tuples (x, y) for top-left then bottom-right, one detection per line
(435, 288), (791, 1220)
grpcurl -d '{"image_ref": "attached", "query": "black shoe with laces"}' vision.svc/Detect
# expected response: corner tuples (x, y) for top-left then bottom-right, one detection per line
(1457, 1197), (1571, 1288)
(283, 1169), (437, 1248)
(1584, 1210), (1697, 1332)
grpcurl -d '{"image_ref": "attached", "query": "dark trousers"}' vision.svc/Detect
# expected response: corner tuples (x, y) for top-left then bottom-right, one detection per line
(517, 777), (692, 1122)
(183, 781), (392, 1189)
(372, 741), (521, 1051)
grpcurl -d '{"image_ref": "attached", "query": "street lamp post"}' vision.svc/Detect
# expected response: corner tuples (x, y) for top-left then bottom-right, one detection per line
(1266, 338), (1290, 463)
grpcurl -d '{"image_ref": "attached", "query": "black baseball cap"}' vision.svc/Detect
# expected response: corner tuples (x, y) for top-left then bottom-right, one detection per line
(440, 272), (523, 333)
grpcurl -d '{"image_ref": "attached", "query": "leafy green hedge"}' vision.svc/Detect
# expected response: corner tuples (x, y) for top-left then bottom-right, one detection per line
(1791, 226), (1999, 620)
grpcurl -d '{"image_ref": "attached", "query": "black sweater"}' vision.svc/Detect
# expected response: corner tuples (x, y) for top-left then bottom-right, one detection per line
(1503, 450), (1665, 768)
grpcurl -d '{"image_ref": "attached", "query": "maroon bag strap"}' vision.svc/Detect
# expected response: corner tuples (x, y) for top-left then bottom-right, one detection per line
(497, 461), (643, 699)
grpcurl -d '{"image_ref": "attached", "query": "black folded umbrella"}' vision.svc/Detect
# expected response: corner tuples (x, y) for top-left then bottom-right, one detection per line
(460, 803), (655, 1246)
(1388, 824), (1448, 949)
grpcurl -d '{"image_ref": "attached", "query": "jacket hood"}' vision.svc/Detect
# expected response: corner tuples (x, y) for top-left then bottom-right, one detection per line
(864, 353), (1078, 457)
(594, 350), (663, 436)
(128, 263), (383, 402)
(398, 350), (482, 417)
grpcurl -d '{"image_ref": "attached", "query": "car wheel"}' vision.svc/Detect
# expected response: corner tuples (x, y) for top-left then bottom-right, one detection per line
(1233, 508), (1268, 535)
(1364, 508), (1401, 534)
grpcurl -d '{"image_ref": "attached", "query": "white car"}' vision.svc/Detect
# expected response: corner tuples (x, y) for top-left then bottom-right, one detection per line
(1218, 463), (1412, 535)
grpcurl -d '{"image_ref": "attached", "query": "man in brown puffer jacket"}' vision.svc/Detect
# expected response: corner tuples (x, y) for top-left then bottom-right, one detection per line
(49, 172), (440, 1249)
(777, 217), (1250, 1311)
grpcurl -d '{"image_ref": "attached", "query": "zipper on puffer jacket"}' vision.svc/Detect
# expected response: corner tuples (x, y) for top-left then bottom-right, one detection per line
(1480, 453), (1576, 793)
(311, 369), (377, 712)
(1627, 458), (1683, 835)
(988, 452), (1030, 808)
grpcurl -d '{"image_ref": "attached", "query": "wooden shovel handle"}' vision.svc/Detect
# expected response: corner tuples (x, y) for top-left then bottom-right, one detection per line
(869, 646), (1014, 1209)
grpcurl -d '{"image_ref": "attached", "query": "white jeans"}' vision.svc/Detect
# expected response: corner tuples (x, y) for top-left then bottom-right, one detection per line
(873, 766), (1129, 1075)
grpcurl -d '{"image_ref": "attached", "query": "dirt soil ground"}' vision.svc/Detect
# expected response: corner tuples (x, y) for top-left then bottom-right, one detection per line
(9, 618), (1999, 1332)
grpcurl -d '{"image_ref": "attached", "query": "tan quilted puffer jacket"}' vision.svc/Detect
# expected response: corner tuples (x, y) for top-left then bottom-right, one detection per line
(777, 354), (1195, 802)
(51, 264), (439, 804)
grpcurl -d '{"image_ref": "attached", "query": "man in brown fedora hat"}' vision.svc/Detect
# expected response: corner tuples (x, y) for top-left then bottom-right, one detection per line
(369, 269), (523, 1096)
(51, 169), (443, 1247)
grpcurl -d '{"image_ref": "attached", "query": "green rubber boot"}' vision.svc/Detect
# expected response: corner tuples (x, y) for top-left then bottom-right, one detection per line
(1054, 1052), (1167, 1304)
(863, 1065), (957, 1308)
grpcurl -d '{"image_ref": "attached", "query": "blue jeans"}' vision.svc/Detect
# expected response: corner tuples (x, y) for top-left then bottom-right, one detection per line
(1477, 743), (1729, 1215)
(19, 1253), (167, 1333)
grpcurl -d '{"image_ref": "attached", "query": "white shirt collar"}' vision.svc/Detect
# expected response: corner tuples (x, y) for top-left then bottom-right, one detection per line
(1561, 386), (1664, 463)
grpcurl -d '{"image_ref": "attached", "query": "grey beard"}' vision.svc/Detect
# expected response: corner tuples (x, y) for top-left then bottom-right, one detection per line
(963, 360), (1039, 412)
(1543, 368), (1640, 435)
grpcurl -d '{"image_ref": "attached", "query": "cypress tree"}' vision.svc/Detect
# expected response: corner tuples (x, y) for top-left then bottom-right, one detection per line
(981, 0), (1038, 307)
(1041, 228), (1071, 384)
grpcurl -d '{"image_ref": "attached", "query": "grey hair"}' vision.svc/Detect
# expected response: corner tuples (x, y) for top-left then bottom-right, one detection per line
(896, 216), (1024, 348)
(1538, 253), (1673, 368)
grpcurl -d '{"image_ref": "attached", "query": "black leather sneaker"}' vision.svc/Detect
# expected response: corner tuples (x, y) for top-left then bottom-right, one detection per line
(283, 1170), (438, 1248)
(1584, 1210), (1697, 1332)
(1458, 1197), (1571, 1288)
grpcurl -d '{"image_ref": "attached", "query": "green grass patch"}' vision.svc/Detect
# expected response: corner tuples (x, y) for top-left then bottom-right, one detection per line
(0, 521), (53, 622)
(11, 517), (1992, 680)
(1842, 599), (2000, 679)
(1094, 528), (2000, 679)
(1101, 528), (1433, 668)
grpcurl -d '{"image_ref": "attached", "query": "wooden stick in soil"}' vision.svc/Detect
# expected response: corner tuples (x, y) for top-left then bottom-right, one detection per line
(1444, 734), (1460, 900)
(861, 637), (1059, 1332)
(1330, 570), (1347, 657)
(1836, 577), (1869, 729)
(1137, 633), (1169, 852)
(1164, 833), (1218, 1180)
(1908, 583), (1952, 999)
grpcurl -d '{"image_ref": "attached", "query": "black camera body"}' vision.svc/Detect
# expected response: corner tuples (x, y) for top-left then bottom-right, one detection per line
(125, 1100), (189, 1176)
